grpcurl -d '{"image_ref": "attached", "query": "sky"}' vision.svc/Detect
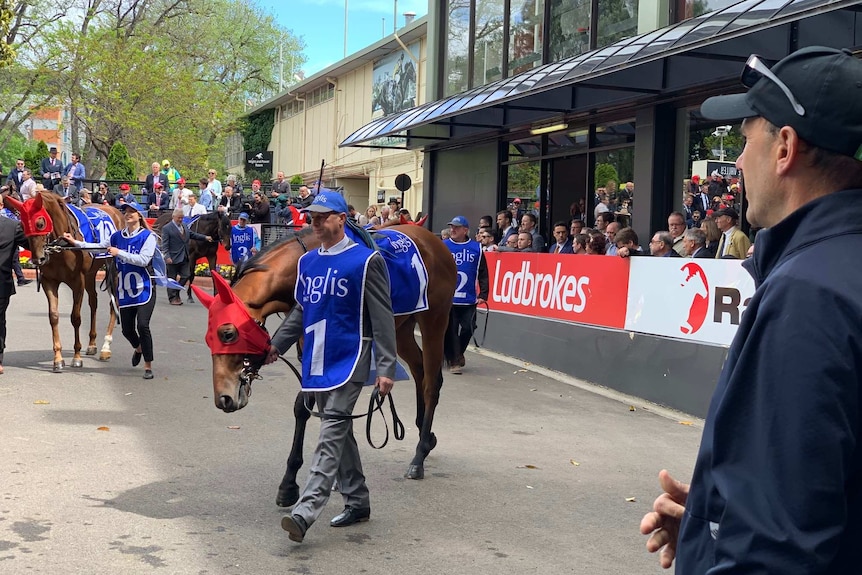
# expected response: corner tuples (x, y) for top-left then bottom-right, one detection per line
(258, 0), (428, 78)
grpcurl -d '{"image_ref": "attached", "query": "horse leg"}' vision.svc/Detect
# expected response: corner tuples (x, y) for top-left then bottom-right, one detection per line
(99, 265), (117, 361)
(396, 317), (442, 480)
(208, 253), (218, 296)
(69, 275), (86, 368)
(42, 280), (66, 372)
(277, 391), (313, 507)
(85, 271), (99, 356)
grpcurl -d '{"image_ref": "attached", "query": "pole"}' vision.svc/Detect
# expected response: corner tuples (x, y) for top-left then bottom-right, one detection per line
(344, 0), (348, 58)
(393, 0), (397, 33)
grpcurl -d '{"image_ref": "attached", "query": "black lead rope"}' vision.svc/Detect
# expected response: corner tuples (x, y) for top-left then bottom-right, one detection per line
(472, 301), (490, 348)
(278, 356), (404, 449)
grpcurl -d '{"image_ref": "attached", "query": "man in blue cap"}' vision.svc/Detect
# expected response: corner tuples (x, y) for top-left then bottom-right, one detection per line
(229, 212), (260, 267)
(443, 215), (488, 374)
(265, 190), (397, 543)
(641, 47), (862, 573)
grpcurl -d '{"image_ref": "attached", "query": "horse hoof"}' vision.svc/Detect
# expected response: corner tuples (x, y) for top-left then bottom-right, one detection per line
(85, 346), (97, 355)
(71, 359), (83, 368)
(405, 464), (424, 480)
(52, 362), (63, 373)
(429, 433), (438, 451)
(98, 352), (111, 362)
(276, 486), (299, 508)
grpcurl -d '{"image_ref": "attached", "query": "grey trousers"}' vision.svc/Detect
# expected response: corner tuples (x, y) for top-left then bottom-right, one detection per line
(293, 381), (370, 527)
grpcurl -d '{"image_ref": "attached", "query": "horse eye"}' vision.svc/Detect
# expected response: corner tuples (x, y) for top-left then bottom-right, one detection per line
(218, 325), (238, 344)
(35, 217), (47, 231)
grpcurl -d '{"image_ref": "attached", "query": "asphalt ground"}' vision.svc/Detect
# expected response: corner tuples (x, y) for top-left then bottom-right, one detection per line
(0, 282), (703, 574)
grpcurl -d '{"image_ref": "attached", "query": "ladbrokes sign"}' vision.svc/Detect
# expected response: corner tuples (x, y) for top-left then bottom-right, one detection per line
(485, 253), (755, 346)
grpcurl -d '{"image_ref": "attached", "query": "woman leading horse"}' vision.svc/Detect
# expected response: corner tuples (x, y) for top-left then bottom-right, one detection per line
(194, 220), (457, 506)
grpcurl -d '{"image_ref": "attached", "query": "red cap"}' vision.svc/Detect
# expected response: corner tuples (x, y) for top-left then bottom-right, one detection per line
(154, 182), (163, 189)
(513, 198), (521, 203)
(177, 178), (185, 185)
(119, 183), (130, 191)
(691, 175), (700, 183)
(252, 179), (261, 187)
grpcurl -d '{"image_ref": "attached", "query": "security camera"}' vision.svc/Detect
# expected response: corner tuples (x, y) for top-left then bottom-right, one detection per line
(712, 125), (732, 137)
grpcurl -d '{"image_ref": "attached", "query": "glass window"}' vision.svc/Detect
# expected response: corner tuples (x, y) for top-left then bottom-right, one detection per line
(547, 128), (589, 155)
(597, 0), (639, 47)
(473, 0), (505, 87)
(444, 0), (471, 96)
(593, 148), (635, 225)
(509, 0), (545, 76)
(507, 161), (541, 209)
(679, 0), (743, 21)
(549, 0), (591, 61)
(507, 136), (543, 160)
(593, 119), (636, 147)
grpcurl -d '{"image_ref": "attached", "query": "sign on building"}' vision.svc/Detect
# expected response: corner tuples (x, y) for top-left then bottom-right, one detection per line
(245, 151), (273, 172)
(372, 42), (420, 118)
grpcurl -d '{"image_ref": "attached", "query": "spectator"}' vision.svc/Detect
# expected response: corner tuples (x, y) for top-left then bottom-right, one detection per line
(548, 221), (573, 254)
(358, 206), (377, 226)
(206, 169), (223, 205)
(249, 191), (270, 224)
(585, 232), (607, 255)
(170, 178), (191, 209)
(230, 212), (261, 266)
(348, 205), (359, 223)
(693, 179), (711, 214)
(496, 210), (518, 247)
(690, 209), (703, 229)
(293, 185), (314, 210)
(40, 147), (63, 190)
(18, 170), (36, 201)
(91, 182), (113, 206)
(595, 211), (614, 233)
(683, 227), (710, 258)
(52, 175), (74, 201)
(594, 194), (610, 219)
(570, 198), (586, 222)
(604, 221), (621, 256)
(271, 171), (290, 203)
(713, 207), (751, 259)
(682, 195), (695, 224)
(569, 219), (585, 238)
(572, 233), (588, 254)
(65, 153), (85, 191)
(440, 228), (450, 240)
(218, 186), (242, 216)
(380, 205), (391, 222)
(144, 162), (168, 196)
(700, 217), (721, 258)
(477, 228), (497, 251)
(615, 227), (644, 258)
(198, 178), (214, 212)
(183, 192), (208, 218)
(708, 170), (727, 198)
(63, 203), (158, 379)
(508, 197), (523, 224)
(504, 234), (518, 249)
(161, 160), (181, 191)
(668, 212), (687, 255)
(147, 182), (170, 214)
(515, 231), (534, 252)
(160, 208), (212, 306)
(225, 174), (242, 197)
(5, 159), (25, 189)
(519, 212), (546, 252)
(116, 183), (135, 207)
(648, 231), (680, 257)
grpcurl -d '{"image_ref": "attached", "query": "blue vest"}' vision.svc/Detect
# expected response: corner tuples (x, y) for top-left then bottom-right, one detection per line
(230, 225), (256, 263)
(111, 230), (153, 308)
(444, 238), (481, 305)
(295, 243), (374, 391)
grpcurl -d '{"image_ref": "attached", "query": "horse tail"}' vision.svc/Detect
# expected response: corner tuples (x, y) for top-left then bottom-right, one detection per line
(442, 307), (458, 367)
(101, 259), (120, 315)
(346, 218), (376, 250)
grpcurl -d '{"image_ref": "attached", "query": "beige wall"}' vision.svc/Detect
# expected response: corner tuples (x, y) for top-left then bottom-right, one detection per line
(271, 37), (427, 216)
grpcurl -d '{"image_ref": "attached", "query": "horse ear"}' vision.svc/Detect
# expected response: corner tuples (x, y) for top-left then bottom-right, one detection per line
(212, 271), (233, 304)
(191, 285), (215, 309)
(4, 194), (23, 213)
(31, 192), (43, 211)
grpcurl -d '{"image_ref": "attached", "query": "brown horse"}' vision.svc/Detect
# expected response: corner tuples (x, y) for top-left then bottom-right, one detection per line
(152, 211), (232, 300)
(4, 192), (123, 372)
(195, 225), (456, 506)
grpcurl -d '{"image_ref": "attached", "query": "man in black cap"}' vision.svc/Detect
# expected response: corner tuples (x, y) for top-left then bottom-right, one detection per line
(40, 147), (64, 190)
(711, 206), (749, 259)
(641, 47), (862, 573)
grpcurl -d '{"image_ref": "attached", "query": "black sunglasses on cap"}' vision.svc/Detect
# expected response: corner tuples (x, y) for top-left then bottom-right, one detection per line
(741, 54), (806, 116)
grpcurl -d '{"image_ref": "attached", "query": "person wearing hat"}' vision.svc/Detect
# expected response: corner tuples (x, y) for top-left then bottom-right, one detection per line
(710, 206), (749, 259)
(443, 215), (488, 374)
(147, 181), (170, 215)
(145, 162), (168, 199)
(641, 47), (862, 573)
(115, 183), (136, 207)
(40, 146), (64, 190)
(63, 202), (159, 379)
(229, 212), (260, 266)
(265, 190), (397, 543)
(160, 160), (181, 192)
(170, 178), (190, 210)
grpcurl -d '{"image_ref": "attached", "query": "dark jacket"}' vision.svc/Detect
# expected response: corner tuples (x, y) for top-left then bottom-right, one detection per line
(40, 157), (64, 187)
(160, 220), (208, 264)
(250, 199), (270, 224)
(0, 217), (28, 299)
(144, 173), (169, 196)
(677, 189), (862, 574)
(146, 190), (170, 212)
(547, 240), (574, 254)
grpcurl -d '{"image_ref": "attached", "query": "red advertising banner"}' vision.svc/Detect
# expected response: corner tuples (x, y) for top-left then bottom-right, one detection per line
(484, 252), (629, 329)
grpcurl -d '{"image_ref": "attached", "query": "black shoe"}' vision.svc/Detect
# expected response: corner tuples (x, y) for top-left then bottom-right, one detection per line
(17, 279), (32, 286)
(132, 350), (142, 367)
(143, 369), (154, 380)
(330, 507), (370, 528)
(281, 514), (308, 542)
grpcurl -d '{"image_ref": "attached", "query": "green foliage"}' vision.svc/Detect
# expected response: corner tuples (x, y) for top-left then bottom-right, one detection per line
(33, 140), (49, 177)
(289, 174), (304, 185)
(106, 142), (136, 180)
(242, 109), (275, 152)
(245, 168), (272, 186)
(22, 148), (38, 175)
(594, 163), (619, 190)
(0, 131), (29, 171)
(0, 0), (15, 68)
(507, 162), (540, 196)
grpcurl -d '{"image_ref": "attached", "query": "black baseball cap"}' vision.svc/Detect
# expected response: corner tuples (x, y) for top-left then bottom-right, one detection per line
(713, 207), (739, 221)
(701, 47), (862, 161)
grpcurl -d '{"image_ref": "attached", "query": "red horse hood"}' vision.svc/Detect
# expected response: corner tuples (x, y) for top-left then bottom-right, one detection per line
(4, 193), (54, 237)
(192, 272), (271, 356)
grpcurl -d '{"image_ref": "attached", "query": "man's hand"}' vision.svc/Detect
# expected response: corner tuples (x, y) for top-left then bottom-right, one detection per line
(62, 232), (76, 243)
(107, 246), (120, 257)
(476, 298), (485, 305)
(206, 235), (214, 243)
(166, 257), (173, 264)
(264, 345), (280, 365)
(618, 246), (631, 258)
(640, 470), (690, 569)
(375, 376), (394, 397)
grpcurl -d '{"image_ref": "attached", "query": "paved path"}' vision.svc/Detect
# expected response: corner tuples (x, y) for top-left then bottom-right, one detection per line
(0, 283), (702, 574)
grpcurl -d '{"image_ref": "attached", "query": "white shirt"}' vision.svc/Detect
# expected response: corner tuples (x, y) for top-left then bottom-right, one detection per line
(183, 203), (207, 217)
(720, 226), (737, 257)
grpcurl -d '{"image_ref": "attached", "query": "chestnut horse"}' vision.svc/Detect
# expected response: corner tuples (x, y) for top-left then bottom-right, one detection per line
(194, 225), (456, 506)
(5, 192), (123, 372)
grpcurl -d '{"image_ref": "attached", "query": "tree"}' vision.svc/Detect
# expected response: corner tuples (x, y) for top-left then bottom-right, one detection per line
(0, 0), (15, 67)
(594, 162), (619, 190)
(106, 141), (135, 181)
(289, 174), (304, 185)
(32, 139), (48, 177)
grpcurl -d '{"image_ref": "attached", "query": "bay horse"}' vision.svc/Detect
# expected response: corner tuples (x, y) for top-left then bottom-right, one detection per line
(153, 211), (232, 301)
(194, 225), (456, 506)
(4, 192), (123, 372)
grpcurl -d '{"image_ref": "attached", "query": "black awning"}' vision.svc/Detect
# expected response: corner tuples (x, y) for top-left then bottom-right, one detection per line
(340, 0), (860, 149)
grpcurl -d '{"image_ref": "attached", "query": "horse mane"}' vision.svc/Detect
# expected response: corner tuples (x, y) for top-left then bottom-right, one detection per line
(232, 226), (315, 285)
(39, 190), (82, 238)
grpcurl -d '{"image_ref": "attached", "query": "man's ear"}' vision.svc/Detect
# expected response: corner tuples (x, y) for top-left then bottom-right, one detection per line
(775, 126), (802, 177)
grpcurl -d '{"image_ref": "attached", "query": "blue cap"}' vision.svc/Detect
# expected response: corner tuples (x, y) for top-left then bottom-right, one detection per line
(301, 190), (348, 214)
(120, 201), (147, 215)
(238, 212), (249, 220)
(447, 216), (469, 228)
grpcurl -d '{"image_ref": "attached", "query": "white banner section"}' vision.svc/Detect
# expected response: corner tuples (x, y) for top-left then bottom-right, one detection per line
(625, 258), (756, 346)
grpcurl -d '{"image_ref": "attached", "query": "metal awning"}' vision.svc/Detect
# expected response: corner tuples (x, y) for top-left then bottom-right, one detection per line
(340, 0), (860, 150)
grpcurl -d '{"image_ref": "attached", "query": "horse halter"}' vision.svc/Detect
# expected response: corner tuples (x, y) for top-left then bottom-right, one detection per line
(3, 194), (54, 238)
